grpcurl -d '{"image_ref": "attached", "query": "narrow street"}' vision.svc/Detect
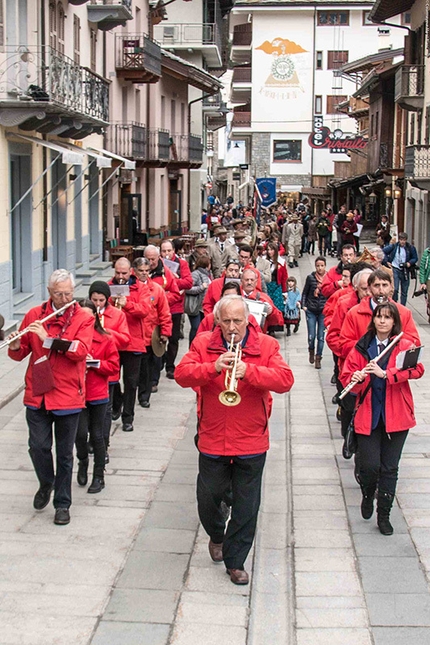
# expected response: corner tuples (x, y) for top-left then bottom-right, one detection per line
(0, 253), (429, 645)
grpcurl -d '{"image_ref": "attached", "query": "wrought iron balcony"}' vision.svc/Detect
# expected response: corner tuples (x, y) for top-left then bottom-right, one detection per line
(0, 46), (109, 131)
(115, 34), (161, 83)
(189, 134), (204, 165)
(87, 0), (133, 31)
(395, 65), (424, 112)
(107, 123), (146, 160)
(202, 92), (222, 111)
(153, 23), (222, 68)
(169, 133), (203, 167)
(405, 144), (430, 181)
(147, 128), (170, 165)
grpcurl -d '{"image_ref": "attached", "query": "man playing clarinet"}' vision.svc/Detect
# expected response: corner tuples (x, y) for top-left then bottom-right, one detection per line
(7, 270), (94, 526)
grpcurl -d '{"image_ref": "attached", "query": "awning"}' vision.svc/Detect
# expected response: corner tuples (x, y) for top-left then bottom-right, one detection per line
(13, 134), (85, 165)
(65, 142), (112, 168)
(279, 185), (303, 192)
(302, 186), (331, 197)
(89, 146), (136, 170)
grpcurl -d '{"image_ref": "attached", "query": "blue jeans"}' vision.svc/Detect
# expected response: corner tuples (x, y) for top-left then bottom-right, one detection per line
(306, 310), (325, 356)
(392, 267), (410, 306)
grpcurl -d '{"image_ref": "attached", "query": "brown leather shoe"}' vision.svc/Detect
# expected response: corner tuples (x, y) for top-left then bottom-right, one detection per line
(309, 349), (315, 364)
(315, 355), (322, 369)
(226, 568), (249, 585)
(208, 539), (223, 563)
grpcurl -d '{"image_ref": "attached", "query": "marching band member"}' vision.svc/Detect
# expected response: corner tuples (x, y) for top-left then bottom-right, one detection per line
(7, 270), (94, 525)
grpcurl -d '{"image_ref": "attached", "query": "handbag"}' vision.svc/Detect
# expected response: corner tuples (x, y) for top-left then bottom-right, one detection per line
(342, 381), (372, 460)
(184, 292), (202, 316)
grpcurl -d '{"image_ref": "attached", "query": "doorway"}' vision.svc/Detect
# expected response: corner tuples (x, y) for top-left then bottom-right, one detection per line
(10, 152), (32, 293)
(169, 179), (181, 235)
(51, 156), (68, 270)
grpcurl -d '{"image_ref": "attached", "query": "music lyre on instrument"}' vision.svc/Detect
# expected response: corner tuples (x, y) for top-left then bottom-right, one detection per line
(338, 332), (403, 400)
(0, 300), (77, 350)
(219, 333), (242, 407)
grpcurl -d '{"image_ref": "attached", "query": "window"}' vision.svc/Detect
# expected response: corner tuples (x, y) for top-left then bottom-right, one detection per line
(161, 96), (165, 129)
(410, 113), (415, 145)
(326, 95), (348, 114)
(402, 12), (411, 25)
(362, 11), (373, 25)
(327, 51), (348, 70)
(171, 99), (176, 134)
(0, 1), (4, 48)
(417, 109), (423, 144)
(375, 111), (379, 137)
(315, 95), (322, 114)
(317, 11), (349, 26)
(57, 3), (65, 54)
(49, 1), (57, 49)
(273, 140), (302, 163)
(73, 15), (80, 64)
(90, 29), (97, 72)
(425, 106), (430, 145)
(316, 51), (323, 70)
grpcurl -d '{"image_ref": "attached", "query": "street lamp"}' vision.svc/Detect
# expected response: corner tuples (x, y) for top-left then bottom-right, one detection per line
(384, 186), (392, 198)
(369, 191), (377, 204)
(393, 185), (402, 200)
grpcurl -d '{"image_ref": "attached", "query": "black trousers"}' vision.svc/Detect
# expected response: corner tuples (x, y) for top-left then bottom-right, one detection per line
(138, 345), (156, 403)
(113, 351), (142, 425)
(356, 419), (408, 496)
(26, 407), (80, 509)
(103, 383), (115, 449)
(165, 313), (182, 373)
(197, 452), (266, 570)
(75, 403), (107, 477)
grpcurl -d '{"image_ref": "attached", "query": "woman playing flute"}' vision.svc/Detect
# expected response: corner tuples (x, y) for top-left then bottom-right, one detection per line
(341, 303), (424, 535)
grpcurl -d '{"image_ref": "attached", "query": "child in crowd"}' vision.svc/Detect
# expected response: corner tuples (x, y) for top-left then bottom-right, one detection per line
(284, 276), (301, 336)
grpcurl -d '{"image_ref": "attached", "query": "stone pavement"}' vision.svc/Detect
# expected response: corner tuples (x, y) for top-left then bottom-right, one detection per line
(0, 256), (429, 644)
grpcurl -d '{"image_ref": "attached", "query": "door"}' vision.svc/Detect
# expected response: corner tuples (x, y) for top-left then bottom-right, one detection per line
(51, 156), (67, 270)
(10, 153), (32, 293)
(169, 179), (181, 235)
(120, 192), (142, 244)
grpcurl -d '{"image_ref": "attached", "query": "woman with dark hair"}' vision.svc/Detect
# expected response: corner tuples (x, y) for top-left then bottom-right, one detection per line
(266, 242), (288, 324)
(341, 303), (424, 535)
(301, 256), (327, 368)
(75, 300), (119, 494)
(185, 255), (213, 345)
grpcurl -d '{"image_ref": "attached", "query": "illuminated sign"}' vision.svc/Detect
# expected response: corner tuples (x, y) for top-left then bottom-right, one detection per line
(309, 116), (367, 152)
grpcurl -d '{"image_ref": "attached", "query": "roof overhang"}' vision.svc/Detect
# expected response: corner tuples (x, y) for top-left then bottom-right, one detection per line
(161, 50), (222, 94)
(369, 0), (414, 22)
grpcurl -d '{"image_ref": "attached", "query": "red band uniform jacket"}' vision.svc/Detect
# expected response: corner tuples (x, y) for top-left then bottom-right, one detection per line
(174, 323), (294, 455)
(85, 331), (120, 402)
(8, 301), (94, 410)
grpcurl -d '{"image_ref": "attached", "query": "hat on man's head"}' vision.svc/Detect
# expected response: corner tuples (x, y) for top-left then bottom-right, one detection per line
(232, 219), (243, 227)
(233, 230), (246, 239)
(89, 280), (111, 300)
(194, 239), (208, 248)
(215, 226), (228, 235)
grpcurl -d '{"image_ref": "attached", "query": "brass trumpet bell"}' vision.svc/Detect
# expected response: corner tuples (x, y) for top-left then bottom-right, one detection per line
(219, 389), (241, 407)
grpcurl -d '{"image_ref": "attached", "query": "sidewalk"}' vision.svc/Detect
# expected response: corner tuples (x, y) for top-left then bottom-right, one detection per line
(0, 257), (429, 644)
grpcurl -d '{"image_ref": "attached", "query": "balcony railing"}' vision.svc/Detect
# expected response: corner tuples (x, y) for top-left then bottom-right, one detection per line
(232, 111), (251, 128)
(232, 67), (251, 83)
(153, 23), (221, 53)
(232, 30), (252, 47)
(115, 34), (161, 82)
(405, 144), (430, 180)
(87, 0), (133, 30)
(203, 93), (222, 110)
(189, 134), (203, 163)
(107, 123), (146, 159)
(394, 65), (424, 111)
(147, 128), (170, 162)
(0, 46), (109, 123)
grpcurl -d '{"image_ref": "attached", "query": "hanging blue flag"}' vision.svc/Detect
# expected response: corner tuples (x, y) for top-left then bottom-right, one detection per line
(256, 178), (277, 208)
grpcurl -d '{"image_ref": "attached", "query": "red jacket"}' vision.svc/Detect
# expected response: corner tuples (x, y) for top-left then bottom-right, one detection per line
(339, 297), (421, 360)
(8, 301), (94, 410)
(86, 331), (120, 402)
(326, 291), (359, 356)
(171, 255), (193, 314)
(202, 277), (225, 315)
(140, 278), (172, 346)
(274, 261), (288, 292)
(108, 276), (149, 352)
(321, 264), (343, 298)
(323, 285), (354, 329)
(341, 336), (424, 435)
(101, 305), (130, 351)
(149, 261), (182, 312)
(174, 323), (294, 455)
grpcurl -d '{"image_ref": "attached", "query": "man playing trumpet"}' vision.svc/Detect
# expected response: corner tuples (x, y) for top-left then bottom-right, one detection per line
(7, 270), (94, 525)
(175, 295), (294, 585)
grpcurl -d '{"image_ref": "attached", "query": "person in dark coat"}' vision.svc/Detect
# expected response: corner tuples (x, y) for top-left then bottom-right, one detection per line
(301, 256), (328, 369)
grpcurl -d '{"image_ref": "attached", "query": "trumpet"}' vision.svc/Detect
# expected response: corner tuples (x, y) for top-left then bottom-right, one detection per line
(219, 333), (242, 407)
(0, 300), (77, 350)
(114, 279), (125, 309)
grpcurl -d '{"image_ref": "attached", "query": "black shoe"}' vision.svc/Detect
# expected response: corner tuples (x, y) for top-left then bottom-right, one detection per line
(77, 459), (89, 487)
(112, 408), (122, 421)
(54, 508), (70, 525)
(286, 328), (291, 337)
(293, 324), (299, 333)
(294, 260), (298, 267)
(151, 385), (158, 393)
(377, 514), (394, 535)
(139, 400), (150, 408)
(122, 423), (134, 432)
(166, 370), (175, 380)
(288, 262), (294, 269)
(87, 477), (105, 494)
(361, 494), (375, 520)
(33, 484), (53, 510)
(332, 394), (339, 405)
(330, 373), (337, 385)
